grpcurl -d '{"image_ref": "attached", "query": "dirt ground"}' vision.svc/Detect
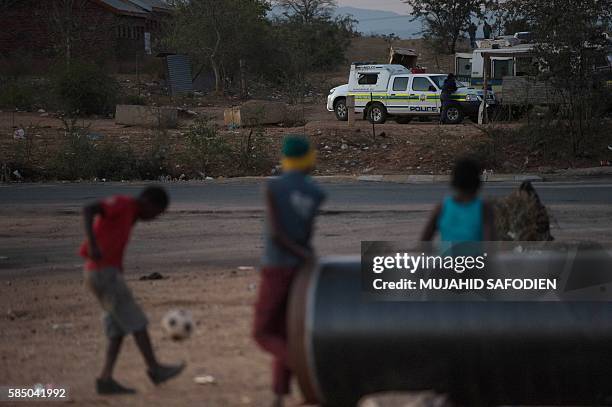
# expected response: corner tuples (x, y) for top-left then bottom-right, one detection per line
(0, 205), (431, 407)
(2, 198), (612, 406)
(3, 107), (609, 183)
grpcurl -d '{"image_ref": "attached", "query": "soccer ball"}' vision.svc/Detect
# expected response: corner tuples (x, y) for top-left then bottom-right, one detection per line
(161, 309), (193, 341)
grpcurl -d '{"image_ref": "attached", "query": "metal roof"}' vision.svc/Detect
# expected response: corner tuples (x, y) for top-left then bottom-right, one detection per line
(144, 0), (171, 10)
(95, 0), (171, 16)
(127, 0), (172, 12)
(96, 0), (148, 15)
(127, 0), (153, 11)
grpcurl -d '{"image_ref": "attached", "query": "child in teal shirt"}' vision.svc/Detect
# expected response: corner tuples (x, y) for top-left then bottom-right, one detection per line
(421, 157), (496, 242)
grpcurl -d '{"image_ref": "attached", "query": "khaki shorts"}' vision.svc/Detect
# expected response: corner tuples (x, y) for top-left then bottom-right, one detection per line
(84, 267), (148, 338)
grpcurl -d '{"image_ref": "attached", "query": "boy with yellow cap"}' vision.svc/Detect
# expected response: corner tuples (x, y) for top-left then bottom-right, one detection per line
(253, 135), (326, 407)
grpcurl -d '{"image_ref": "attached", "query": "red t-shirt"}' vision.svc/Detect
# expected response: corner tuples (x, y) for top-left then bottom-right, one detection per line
(79, 195), (140, 271)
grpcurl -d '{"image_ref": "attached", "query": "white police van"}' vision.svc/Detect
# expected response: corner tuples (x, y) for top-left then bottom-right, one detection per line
(327, 63), (496, 124)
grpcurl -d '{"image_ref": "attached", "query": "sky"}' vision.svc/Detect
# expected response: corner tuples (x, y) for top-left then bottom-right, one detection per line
(337, 0), (409, 14)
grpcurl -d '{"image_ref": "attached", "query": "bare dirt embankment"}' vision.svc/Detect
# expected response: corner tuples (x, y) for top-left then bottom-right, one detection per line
(3, 106), (610, 182)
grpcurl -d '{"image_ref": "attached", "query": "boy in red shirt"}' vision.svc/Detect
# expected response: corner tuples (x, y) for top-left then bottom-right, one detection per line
(80, 186), (184, 395)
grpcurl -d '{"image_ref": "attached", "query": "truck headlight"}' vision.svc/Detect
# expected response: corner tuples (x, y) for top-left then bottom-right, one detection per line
(465, 94), (480, 102)
(329, 87), (336, 94)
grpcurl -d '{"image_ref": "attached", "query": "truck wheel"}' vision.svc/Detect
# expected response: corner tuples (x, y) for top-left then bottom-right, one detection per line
(334, 98), (348, 121)
(367, 103), (387, 124)
(442, 105), (464, 124)
(395, 117), (412, 124)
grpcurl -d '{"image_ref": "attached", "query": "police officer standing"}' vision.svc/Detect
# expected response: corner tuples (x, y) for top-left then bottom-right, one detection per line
(440, 73), (457, 124)
(468, 23), (478, 49)
(483, 20), (492, 39)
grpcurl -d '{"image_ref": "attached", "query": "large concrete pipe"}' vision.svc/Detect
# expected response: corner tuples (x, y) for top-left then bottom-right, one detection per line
(288, 256), (612, 407)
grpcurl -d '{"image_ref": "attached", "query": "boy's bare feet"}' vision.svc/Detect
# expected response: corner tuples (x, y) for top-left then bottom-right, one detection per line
(147, 362), (185, 385)
(96, 378), (136, 395)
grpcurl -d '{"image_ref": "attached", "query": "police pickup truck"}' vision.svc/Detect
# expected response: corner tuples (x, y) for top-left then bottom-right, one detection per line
(327, 63), (496, 124)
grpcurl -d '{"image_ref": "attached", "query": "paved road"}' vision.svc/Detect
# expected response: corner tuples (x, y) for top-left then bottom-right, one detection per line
(1, 180), (611, 210)
(1, 180), (611, 275)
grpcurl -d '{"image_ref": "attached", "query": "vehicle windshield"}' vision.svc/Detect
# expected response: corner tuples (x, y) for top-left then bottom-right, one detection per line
(428, 75), (447, 89)
(429, 75), (469, 89)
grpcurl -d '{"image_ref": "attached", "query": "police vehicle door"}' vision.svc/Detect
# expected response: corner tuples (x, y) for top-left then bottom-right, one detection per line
(387, 76), (410, 115)
(409, 76), (439, 115)
(353, 71), (381, 113)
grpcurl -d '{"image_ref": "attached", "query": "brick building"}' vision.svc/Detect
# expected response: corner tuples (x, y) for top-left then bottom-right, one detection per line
(0, 0), (171, 70)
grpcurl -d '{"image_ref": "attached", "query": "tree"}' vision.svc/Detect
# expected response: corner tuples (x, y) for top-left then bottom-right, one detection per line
(403, 0), (487, 53)
(274, 0), (337, 23)
(486, 0), (531, 36)
(269, 12), (355, 100)
(49, 0), (100, 67)
(47, 0), (119, 68)
(164, 0), (354, 97)
(506, 0), (611, 155)
(166, 0), (270, 95)
(0, 0), (19, 9)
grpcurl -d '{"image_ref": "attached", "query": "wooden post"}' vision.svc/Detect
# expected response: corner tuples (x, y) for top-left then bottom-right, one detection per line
(239, 59), (247, 99)
(347, 95), (355, 127)
(370, 92), (376, 142)
(482, 53), (490, 124)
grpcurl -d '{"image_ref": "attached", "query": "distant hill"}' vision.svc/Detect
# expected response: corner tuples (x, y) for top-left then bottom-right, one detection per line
(268, 5), (421, 39)
(334, 6), (421, 39)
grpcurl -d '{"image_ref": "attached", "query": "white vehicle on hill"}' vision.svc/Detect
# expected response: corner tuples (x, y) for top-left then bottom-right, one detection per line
(327, 63), (496, 124)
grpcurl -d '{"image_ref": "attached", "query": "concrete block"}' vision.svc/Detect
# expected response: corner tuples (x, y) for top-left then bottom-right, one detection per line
(224, 100), (288, 127)
(115, 105), (178, 128)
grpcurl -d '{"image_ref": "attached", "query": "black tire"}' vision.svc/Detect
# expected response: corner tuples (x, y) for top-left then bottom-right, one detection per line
(441, 104), (464, 124)
(366, 103), (387, 124)
(395, 116), (412, 124)
(334, 98), (348, 121)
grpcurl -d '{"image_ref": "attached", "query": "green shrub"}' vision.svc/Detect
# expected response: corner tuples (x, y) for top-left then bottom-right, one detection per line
(0, 82), (35, 110)
(235, 127), (274, 175)
(51, 131), (97, 180)
(54, 62), (119, 115)
(51, 118), (130, 180)
(52, 134), (137, 181)
(183, 118), (230, 176)
(51, 131), (173, 181)
(132, 129), (171, 179)
(2, 130), (41, 180)
(92, 143), (136, 180)
(0, 52), (34, 79)
(123, 94), (147, 106)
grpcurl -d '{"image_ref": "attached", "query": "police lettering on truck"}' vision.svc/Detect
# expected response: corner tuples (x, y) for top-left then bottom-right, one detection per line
(326, 63), (496, 125)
